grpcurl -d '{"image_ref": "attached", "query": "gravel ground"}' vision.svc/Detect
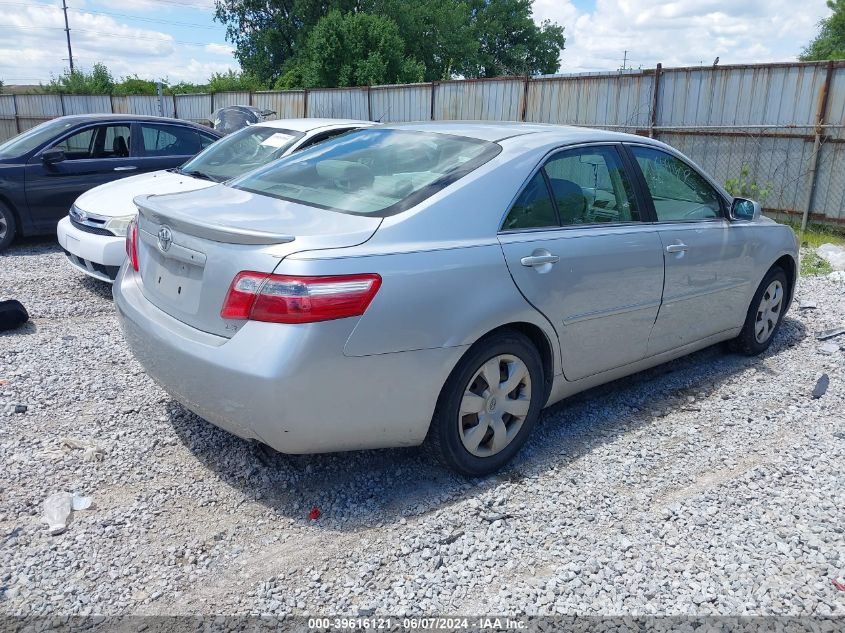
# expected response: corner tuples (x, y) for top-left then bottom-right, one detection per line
(1, 238), (844, 618)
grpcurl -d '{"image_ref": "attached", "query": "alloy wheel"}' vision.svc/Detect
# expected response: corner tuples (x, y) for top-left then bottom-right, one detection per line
(458, 354), (532, 458)
(755, 279), (783, 343)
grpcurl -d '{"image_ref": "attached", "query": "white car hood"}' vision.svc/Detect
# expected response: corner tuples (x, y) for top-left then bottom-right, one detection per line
(74, 170), (215, 218)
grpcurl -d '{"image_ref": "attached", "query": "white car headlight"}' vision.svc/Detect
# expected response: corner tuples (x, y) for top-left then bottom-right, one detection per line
(104, 214), (136, 237)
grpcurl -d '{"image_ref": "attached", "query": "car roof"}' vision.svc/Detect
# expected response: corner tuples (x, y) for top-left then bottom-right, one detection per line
(379, 120), (650, 144)
(254, 118), (373, 133)
(54, 113), (216, 128)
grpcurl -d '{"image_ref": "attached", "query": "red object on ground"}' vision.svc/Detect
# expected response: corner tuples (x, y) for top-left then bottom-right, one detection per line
(833, 578), (845, 592)
(308, 507), (322, 520)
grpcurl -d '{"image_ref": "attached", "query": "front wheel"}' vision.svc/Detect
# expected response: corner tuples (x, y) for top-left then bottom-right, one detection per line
(732, 266), (788, 356)
(427, 330), (544, 476)
(0, 202), (16, 252)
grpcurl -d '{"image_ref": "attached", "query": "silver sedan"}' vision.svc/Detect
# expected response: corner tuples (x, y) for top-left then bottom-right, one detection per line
(114, 122), (799, 476)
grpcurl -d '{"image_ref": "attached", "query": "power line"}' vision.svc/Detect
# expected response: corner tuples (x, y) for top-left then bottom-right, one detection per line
(0, 2), (223, 29)
(0, 24), (221, 46)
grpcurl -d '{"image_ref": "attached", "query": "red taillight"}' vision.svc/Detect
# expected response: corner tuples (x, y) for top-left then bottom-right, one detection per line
(221, 272), (382, 324)
(125, 218), (139, 272)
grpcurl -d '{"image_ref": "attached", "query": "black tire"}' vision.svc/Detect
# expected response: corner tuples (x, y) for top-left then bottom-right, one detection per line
(0, 202), (15, 252)
(427, 329), (544, 477)
(732, 266), (789, 356)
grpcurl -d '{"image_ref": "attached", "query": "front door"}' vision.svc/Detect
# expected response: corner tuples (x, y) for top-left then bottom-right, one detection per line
(625, 145), (754, 355)
(25, 123), (135, 232)
(498, 144), (665, 381)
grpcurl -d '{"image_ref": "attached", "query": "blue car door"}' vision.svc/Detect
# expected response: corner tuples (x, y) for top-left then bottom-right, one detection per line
(131, 122), (218, 174)
(24, 122), (137, 232)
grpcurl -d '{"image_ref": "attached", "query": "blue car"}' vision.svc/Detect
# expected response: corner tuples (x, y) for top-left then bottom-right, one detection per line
(0, 114), (221, 251)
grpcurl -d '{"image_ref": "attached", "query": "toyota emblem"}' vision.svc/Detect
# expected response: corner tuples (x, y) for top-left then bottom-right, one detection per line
(157, 226), (173, 252)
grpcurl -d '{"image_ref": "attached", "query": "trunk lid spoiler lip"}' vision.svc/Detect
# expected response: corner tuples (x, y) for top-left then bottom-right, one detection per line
(134, 194), (296, 246)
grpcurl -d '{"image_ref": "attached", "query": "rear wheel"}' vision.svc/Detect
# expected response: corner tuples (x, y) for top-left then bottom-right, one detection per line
(0, 202), (15, 252)
(428, 330), (544, 476)
(732, 266), (788, 356)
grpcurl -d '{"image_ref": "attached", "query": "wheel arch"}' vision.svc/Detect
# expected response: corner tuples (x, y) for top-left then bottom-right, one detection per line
(772, 253), (797, 312)
(0, 193), (22, 238)
(450, 321), (556, 408)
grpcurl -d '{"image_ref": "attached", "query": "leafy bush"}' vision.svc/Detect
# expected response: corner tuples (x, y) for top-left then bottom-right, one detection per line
(725, 163), (773, 204)
(44, 63), (115, 95)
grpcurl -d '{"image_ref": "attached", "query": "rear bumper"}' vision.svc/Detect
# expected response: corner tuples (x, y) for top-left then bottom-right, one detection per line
(113, 266), (466, 454)
(57, 217), (124, 282)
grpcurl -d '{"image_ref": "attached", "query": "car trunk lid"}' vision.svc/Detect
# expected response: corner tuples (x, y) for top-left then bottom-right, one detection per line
(134, 184), (381, 337)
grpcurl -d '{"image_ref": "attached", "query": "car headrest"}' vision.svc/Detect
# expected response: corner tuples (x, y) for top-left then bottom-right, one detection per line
(113, 136), (129, 157)
(316, 160), (375, 192)
(548, 177), (586, 222)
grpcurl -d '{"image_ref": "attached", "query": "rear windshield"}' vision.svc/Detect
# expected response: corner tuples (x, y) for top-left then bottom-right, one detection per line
(230, 128), (501, 216)
(179, 125), (303, 182)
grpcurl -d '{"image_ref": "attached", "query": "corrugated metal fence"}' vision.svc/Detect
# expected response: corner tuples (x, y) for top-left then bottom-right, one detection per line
(2, 61), (845, 225)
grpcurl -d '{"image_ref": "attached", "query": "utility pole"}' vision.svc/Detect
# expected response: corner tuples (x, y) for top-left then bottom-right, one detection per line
(61, 0), (74, 73)
(622, 50), (627, 70)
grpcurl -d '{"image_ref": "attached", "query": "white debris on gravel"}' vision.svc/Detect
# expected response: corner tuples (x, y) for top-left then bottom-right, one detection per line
(1, 239), (844, 617)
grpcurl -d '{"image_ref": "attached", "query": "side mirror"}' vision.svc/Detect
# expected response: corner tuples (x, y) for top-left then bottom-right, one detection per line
(730, 197), (761, 222)
(42, 148), (66, 165)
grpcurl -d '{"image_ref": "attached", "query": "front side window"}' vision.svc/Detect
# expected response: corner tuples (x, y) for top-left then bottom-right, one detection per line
(52, 125), (131, 160)
(543, 146), (639, 225)
(179, 125), (303, 182)
(231, 128), (501, 217)
(630, 146), (723, 221)
(140, 124), (202, 157)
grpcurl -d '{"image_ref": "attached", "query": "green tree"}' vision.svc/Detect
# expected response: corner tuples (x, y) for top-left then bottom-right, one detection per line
(466, 0), (565, 77)
(214, 0), (565, 86)
(206, 69), (268, 91)
(0, 79), (4, 94)
(113, 75), (160, 95)
(801, 0), (845, 60)
(44, 63), (115, 94)
(278, 10), (424, 88)
(214, 0), (361, 85)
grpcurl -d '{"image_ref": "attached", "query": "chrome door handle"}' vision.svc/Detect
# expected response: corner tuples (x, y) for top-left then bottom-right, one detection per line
(520, 254), (560, 267)
(665, 243), (688, 253)
(114, 166), (137, 172)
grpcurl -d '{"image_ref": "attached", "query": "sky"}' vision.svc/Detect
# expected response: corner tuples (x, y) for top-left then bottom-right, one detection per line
(0, 0), (834, 86)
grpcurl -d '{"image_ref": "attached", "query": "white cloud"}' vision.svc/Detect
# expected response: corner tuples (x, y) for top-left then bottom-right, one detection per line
(204, 42), (234, 56)
(0, 2), (234, 85)
(532, 0), (830, 73)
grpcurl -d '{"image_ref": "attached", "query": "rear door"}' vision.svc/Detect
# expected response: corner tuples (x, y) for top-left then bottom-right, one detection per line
(625, 144), (753, 355)
(133, 122), (217, 174)
(498, 144), (665, 381)
(24, 122), (135, 231)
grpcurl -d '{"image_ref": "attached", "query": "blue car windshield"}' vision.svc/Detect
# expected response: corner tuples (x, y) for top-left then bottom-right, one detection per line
(0, 118), (78, 159)
(231, 128), (501, 217)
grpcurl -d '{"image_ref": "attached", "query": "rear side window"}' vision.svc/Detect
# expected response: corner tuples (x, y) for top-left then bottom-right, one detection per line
(231, 128), (501, 217)
(544, 146), (639, 225)
(629, 146), (723, 221)
(140, 124), (202, 157)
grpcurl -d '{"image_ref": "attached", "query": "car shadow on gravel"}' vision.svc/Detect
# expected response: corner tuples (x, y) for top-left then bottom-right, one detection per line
(167, 316), (807, 531)
(79, 276), (114, 300)
(1, 236), (61, 257)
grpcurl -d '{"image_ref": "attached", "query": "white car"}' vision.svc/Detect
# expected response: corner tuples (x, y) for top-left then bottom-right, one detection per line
(57, 118), (372, 282)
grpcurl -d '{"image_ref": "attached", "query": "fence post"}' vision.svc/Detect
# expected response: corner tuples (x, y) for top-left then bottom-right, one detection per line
(367, 86), (372, 121)
(430, 82), (437, 121)
(60, 93), (66, 116)
(12, 94), (20, 134)
(649, 63), (662, 138)
(303, 89), (309, 118)
(520, 75), (530, 122)
(802, 60), (834, 232)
